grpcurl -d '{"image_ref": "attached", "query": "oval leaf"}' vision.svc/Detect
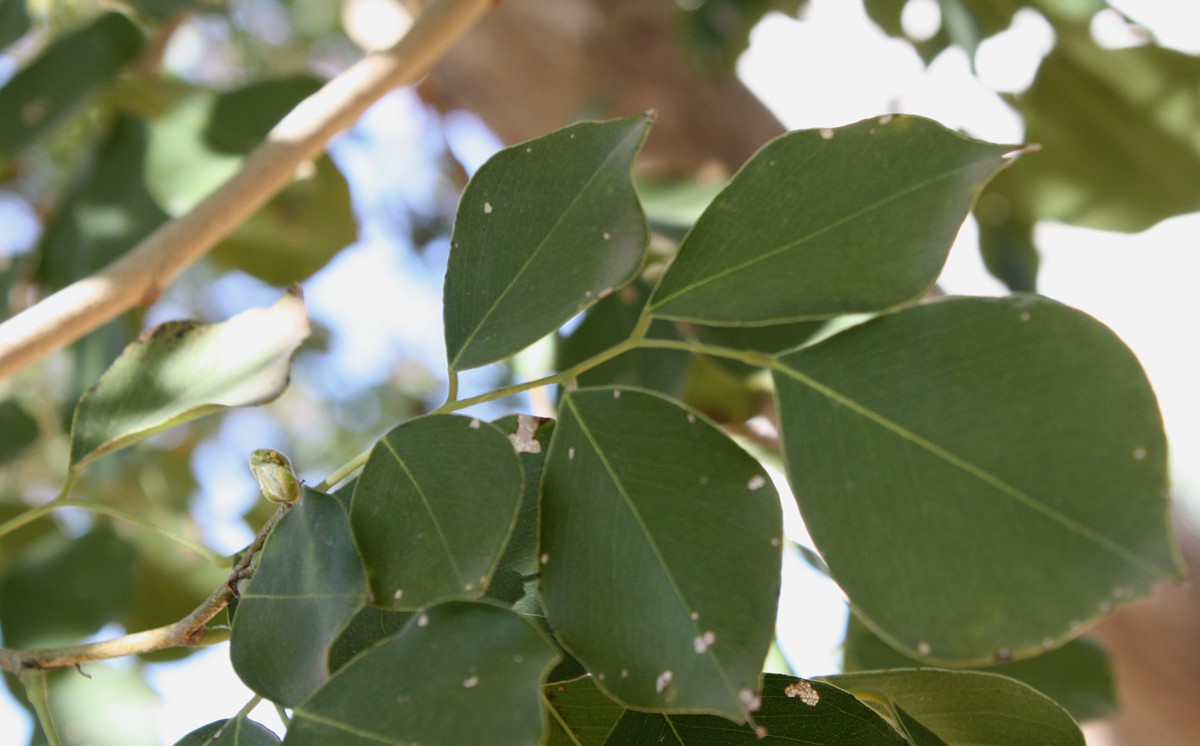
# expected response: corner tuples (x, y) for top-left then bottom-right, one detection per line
(542, 387), (782, 720)
(174, 718), (281, 746)
(68, 288), (309, 473)
(231, 488), (367, 707)
(0, 12), (143, 157)
(284, 600), (559, 746)
(821, 669), (1085, 745)
(350, 414), (524, 609)
(647, 115), (1014, 324)
(443, 115), (651, 370)
(546, 674), (909, 745)
(772, 295), (1179, 663)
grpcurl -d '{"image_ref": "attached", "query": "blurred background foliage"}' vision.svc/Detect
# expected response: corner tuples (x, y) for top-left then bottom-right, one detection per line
(0, 0), (1197, 743)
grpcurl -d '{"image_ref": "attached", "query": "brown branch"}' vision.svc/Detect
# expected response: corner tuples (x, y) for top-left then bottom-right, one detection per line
(0, 0), (494, 381)
(0, 504), (291, 674)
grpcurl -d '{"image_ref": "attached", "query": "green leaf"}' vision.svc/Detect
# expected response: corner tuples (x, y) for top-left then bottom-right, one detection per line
(284, 600), (559, 746)
(174, 717), (281, 745)
(68, 288), (309, 474)
(772, 295), (1179, 664)
(146, 92), (243, 215)
(0, 527), (136, 649)
(350, 414), (524, 610)
(542, 387), (782, 720)
(205, 75), (324, 154)
(0, 12), (143, 158)
(544, 674), (910, 745)
(842, 614), (1116, 723)
(0, 0), (30, 51)
(37, 115), (169, 289)
(0, 399), (38, 464)
(443, 115), (651, 370)
(821, 669), (1085, 745)
(26, 664), (159, 746)
(646, 116), (1014, 324)
(231, 488), (367, 707)
(327, 605), (412, 673)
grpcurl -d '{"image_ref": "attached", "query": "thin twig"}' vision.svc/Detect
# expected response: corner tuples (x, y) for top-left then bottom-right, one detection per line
(0, 0), (493, 381)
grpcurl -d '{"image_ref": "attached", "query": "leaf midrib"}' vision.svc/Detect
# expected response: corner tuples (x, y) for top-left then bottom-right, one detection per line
(380, 436), (466, 586)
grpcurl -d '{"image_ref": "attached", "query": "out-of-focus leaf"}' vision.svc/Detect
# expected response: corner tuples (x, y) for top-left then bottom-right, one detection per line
(231, 488), (367, 707)
(842, 614), (1116, 722)
(173, 717), (281, 745)
(0, 0), (30, 50)
(974, 196), (1039, 292)
(0, 527), (136, 649)
(209, 155), (356, 285)
(542, 387), (782, 721)
(544, 674), (909, 745)
(284, 601), (559, 746)
(37, 115), (168, 289)
(146, 92), (243, 215)
(0, 12), (143, 158)
(0, 399), (38, 464)
(772, 295), (1179, 664)
(443, 115), (651, 371)
(634, 174), (724, 240)
(327, 605), (411, 673)
(822, 669), (1085, 745)
(647, 116), (1015, 324)
(679, 0), (806, 72)
(27, 664), (158, 746)
(350, 414), (524, 610)
(205, 75), (323, 154)
(68, 288), (309, 474)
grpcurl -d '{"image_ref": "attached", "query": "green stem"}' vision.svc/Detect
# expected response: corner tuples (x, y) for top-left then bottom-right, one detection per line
(634, 337), (774, 369)
(19, 669), (63, 746)
(314, 450), (371, 492)
(235, 694), (264, 721)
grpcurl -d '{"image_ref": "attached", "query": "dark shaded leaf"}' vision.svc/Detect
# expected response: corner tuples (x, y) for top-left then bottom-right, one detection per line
(173, 717), (281, 745)
(0, 399), (38, 464)
(205, 75), (324, 154)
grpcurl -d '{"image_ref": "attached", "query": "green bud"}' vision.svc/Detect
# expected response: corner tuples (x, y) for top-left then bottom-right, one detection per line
(249, 449), (302, 504)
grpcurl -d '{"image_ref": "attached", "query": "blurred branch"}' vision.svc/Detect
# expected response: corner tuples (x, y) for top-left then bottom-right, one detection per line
(0, 0), (494, 381)
(0, 504), (290, 674)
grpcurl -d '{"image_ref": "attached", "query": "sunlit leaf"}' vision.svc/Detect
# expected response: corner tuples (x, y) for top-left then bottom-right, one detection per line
(542, 387), (782, 720)
(842, 614), (1116, 722)
(647, 116), (1014, 324)
(284, 601), (559, 746)
(68, 288), (309, 474)
(822, 669), (1085, 745)
(350, 414), (524, 610)
(174, 717), (281, 746)
(772, 295), (1179, 663)
(544, 674), (909, 744)
(0, 12), (143, 157)
(231, 488), (367, 707)
(443, 115), (651, 370)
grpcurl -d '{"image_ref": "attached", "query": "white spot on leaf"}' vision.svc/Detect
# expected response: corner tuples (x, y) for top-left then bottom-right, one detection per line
(468, 419), (481, 430)
(747, 475), (766, 491)
(689, 611), (699, 621)
(1133, 447), (1147, 460)
(819, 128), (834, 140)
(694, 630), (716, 653)
(613, 389), (621, 399)
(785, 680), (820, 706)
(568, 447), (576, 460)
(483, 202), (493, 214)
(603, 231), (611, 240)
(539, 553), (550, 565)
(770, 537), (781, 548)
(917, 641), (931, 656)
(655, 670), (673, 693)
(1020, 311), (1032, 322)
(463, 674), (479, 688)
(508, 415), (542, 454)
(620, 668), (629, 678)
(686, 413), (696, 423)
(879, 114), (894, 125)
(738, 687), (762, 711)
(417, 614), (429, 627)
(393, 589), (404, 601)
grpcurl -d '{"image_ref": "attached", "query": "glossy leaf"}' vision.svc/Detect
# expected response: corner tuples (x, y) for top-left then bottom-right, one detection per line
(443, 115), (651, 370)
(545, 674), (909, 745)
(0, 12), (143, 157)
(68, 288), (309, 473)
(37, 115), (169, 290)
(350, 414), (524, 609)
(842, 614), (1116, 722)
(0, 527), (136, 649)
(231, 488), (367, 707)
(647, 116), (1014, 324)
(542, 387), (782, 720)
(772, 295), (1179, 663)
(822, 669), (1085, 745)
(174, 717), (281, 746)
(284, 601), (559, 746)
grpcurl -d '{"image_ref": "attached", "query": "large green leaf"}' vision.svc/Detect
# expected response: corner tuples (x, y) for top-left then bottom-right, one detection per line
(350, 414), (524, 610)
(68, 288), (309, 474)
(646, 116), (1014, 324)
(284, 600), (559, 746)
(545, 674), (909, 745)
(822, 669), (1085, 745)
(771, 295), (1179, 664)
(327, 605), (412, 673)
(0, 527), (136, 649)
(174, 717), (281, 746)
(541, 387), (782, 721)
(0, 12), (143, 158)
(443, 115), (651, 370)
(842, 614), (1116, 722)
(37, 115), (169, 289)
(231, 488), (367, 707)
